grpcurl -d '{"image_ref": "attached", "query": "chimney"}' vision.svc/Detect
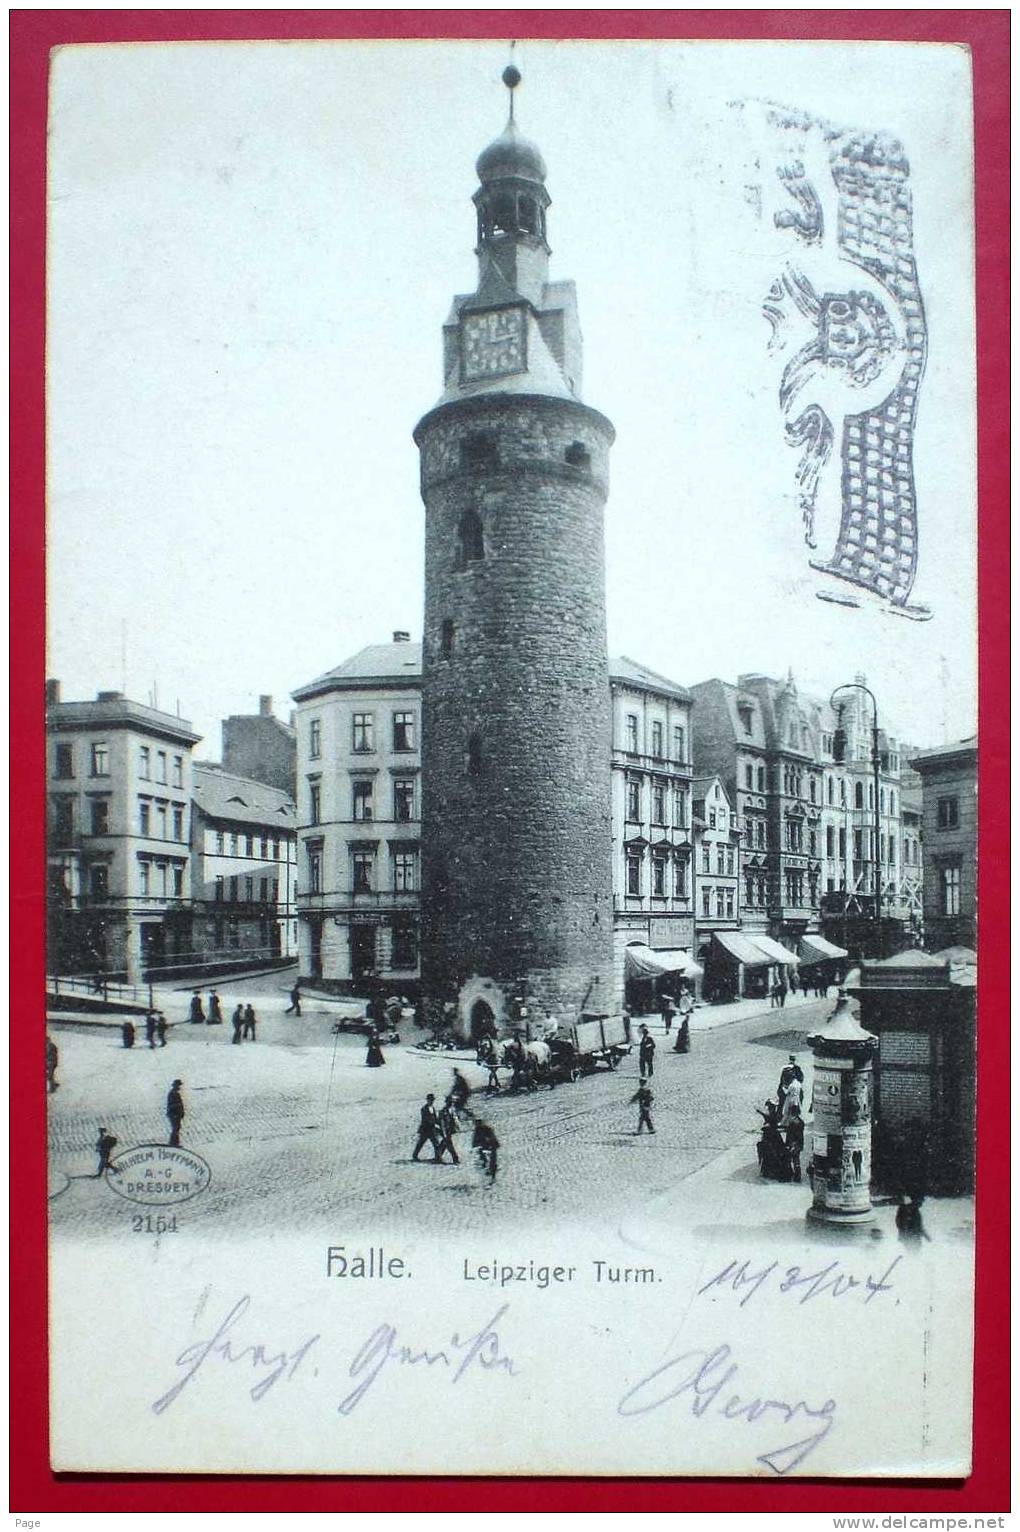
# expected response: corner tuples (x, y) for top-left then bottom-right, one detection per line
(392, 630), (411, 643)
(45, 678), (60, 705)
(259, 695), (273, 717)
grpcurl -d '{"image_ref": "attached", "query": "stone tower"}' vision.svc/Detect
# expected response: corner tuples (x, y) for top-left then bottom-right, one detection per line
(414, 70), (617, 1040)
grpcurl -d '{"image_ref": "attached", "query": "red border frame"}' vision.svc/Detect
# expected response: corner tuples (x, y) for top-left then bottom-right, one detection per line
(10, 9), (1009, 1514)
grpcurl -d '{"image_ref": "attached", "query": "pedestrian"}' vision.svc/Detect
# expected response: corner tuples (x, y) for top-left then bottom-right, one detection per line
(631, 1081), (655, 1134)
(284, 983), (301, 1016)
(411, 1093), (441, 1161)
(451, 1068), (471, 1113)
(242, 1004), (257, 1041)
(777, 975), (788, 1009)
(95, 1126), (118, 1177)
(896, 1194), (931, 1245)
(638, 1024), (656, 1080)
(208, 991), (223, 1025)
(769, 978), (779, 1009)
(481, 1038), (501, 1094)
(781, 1072), (804, 1126)
(156, 1013), (168, 1047)
(436, 1096), (460, 1163)
(755, 1100), (789, 1180)
(189, 992), (205, 1025)
(145, 1011), (158, 1049)
(46, 1035), (59, 1092)
(784, 1106), (805, 1182)
(777, 1055), (803, 1117)
(166, 1080), (185, 1147)
(385, 995), (403, 1030)
(673, 1016), (691, 1054)
(789, 968), (799, 996)
(121, 1020), (135, 1049)
(471, 1117), (500, 1183)
(231, 1004), (244, 1044)
(365, 1028), (385, 1067)
(660, 992), (675, 1033)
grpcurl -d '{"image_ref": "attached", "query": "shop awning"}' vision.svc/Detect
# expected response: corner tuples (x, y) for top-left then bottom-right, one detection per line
(799, 934), (848, 963)
(712, 931), (772, 967)
(624, 944), (703, 980)
(750, 933), (802, 966)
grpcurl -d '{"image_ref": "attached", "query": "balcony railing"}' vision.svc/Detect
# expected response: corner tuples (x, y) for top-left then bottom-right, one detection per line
(297, 889), (419, 913)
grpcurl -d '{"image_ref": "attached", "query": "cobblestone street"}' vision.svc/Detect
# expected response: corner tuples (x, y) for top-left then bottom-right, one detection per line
(47, 986), (831, 1239)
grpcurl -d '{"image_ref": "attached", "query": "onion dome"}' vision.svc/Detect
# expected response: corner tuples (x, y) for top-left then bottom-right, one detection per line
(476, 118), (547, 185)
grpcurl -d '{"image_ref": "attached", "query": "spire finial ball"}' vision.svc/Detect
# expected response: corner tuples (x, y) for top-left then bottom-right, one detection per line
(503, 64), (522, 91)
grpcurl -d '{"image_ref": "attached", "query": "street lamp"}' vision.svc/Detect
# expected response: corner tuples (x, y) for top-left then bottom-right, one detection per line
(830, 681), (884, 959)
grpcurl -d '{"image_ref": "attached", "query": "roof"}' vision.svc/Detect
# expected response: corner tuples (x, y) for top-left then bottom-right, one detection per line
(192, 764), (296, 830)
(800, 934), (848, 963)
(910, 737), (978, 772)
(47, 695), (200, 745)
(293, 642), (423, 701)
(610, 656), (692, 703)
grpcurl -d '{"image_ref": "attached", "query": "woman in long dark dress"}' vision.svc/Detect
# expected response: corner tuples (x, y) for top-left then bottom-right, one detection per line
(365, 1028), (385, 1067)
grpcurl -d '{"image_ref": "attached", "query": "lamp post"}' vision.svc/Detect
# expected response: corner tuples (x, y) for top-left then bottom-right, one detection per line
(830, 681), (884, 959)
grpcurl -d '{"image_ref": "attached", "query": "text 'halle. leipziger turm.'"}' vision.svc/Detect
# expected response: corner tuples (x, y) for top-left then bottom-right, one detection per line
(413, 70), (617, 1038)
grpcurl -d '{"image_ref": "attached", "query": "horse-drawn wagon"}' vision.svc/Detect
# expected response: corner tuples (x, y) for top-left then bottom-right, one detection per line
(479, 1013), (631, 1090)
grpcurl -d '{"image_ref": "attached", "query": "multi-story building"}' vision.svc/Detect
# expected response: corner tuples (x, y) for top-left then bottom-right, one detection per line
(190, 763), (298, 967)
(691, 671), (911, 957)
(46, 680), (200, 981)
(897, 785), (924, 934)
(221, 695), (297, 798)
(911, 737), (977, 950)
(610, 658), (695, 1004)
(291, 635), (423, 987)
(692, 774), (741, 948)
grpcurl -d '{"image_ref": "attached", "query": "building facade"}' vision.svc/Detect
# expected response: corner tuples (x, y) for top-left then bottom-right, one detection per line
(610, 658), (695, 999)
(190, 763), (298, 966)
(291, 637), (423, 988)
(221, 695), (297, 798)
(46, 682), (199, 981)
(692, 775), (741, 961)
(911, 737), (977, 949)
(413, 78), (617, 1037)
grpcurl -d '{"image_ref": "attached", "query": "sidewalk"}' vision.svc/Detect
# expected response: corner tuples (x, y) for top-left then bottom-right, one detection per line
(633, 987), (825, 1039)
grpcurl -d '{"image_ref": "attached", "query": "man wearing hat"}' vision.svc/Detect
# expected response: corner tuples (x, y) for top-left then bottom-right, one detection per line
(166, 1080), (185, 1147)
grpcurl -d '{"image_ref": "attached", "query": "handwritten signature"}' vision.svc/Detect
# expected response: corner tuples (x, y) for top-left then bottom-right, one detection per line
(151, 1295), (319, 1415)
(338, 1302), (518, 1415)
(698, 1254), (901, 1309)
(618, 1342), (836, 1475)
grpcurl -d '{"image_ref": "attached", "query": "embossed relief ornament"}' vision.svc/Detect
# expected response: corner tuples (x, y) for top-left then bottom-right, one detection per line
(751, 104), (931, 620)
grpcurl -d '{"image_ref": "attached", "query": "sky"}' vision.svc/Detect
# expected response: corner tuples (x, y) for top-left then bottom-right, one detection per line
(47, 38), (977, 754)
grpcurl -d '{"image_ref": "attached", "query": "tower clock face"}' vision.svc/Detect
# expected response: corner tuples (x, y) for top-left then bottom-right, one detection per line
(461, 307), (526, 382)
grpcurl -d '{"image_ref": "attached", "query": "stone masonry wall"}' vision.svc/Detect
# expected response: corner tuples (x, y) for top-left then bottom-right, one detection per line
(416, 393), (617, 1031)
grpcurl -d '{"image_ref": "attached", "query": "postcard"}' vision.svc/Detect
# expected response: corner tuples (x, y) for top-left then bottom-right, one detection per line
(44, 37), (978, 1478)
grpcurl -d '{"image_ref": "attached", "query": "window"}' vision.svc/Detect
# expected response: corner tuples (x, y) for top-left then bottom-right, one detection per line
(392, 920), (418, 969)
(839, 826), (847, 858)
(246, 835), (254, 857)
(715, 888), (725, 918)
(879, 788), (886, 813)
(155, 802), (167, 839)
(674, 859), (688, 899)
(352, 714), (374, 753)
(172, 806), (184, 841)
(737, 704), (753, 735)
(467, 734), (483, 776)
(172, 865), (184, 897)
(854, 781), (864, 810)
(230, 833), (239, 855)
(853, 829), (863, 861)
(244, 876), (254, 902)
(441, 619), (455, 658)
(726, 848), (735, 875)
(810, 778), (817, 803)
(459, 434), (498, 474)
(702, 886), (712, 917)
(309, 719), (322, 760)
(260, 836), (268, 859)
(701, 844), (711, 872)
(725, 889), (735, 919)
(393, 712), (415, 752)
(307, 849), (322, 895)
(808, 829), (817, 856)
(651, 784), (666, 824)
(272, 838), (280, 861)
(940, 863), (961, 915)
(215, 876), (224, 902)
(651, 721), (664, 759)
(54, 741), (74, 779)
(565, 440), (590, 470)
(90, 742), (109, 777)
(156, 751), (167, 784)
(139, 799), (151, 836)
(937, 796), (960, 830)
(394, 779), (415, 822)
(625, 715), (639, 754)
(89, 863), (109, 897)
(745, 764), (753, 790)
(890, 790), (897, 815)
(52, 797), (74, 837)
(352, 851), (374, 894)
(826, 825), (835, 858)
(229, 875), (239, 901)
(139, 860), (151, 896)
(716, 846), (725, 875)
(394, 850), (417, 893)
(215, 830), (224, 854)
(352, 781), (374, 821)
(673, 788), (687, 829)
(309, 782), (321, 825)
(652, 857), (666, 897)
(90, 799), (109, 836)
(708, 808), (717, 829)
(172, 755), (183, 789)
(626, 854), (641, 896)
(456, 509), (485, 568)
(626, 778), (641, 820)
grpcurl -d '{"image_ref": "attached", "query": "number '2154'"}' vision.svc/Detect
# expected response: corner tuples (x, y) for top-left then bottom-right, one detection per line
(131, 1214), (178, 1234)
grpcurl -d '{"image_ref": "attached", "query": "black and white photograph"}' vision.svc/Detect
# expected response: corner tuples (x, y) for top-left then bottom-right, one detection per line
(43, 36), (978, 1479)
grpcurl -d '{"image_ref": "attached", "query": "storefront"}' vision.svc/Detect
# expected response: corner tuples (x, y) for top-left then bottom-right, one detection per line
(798, 932), (849, 992)
(623, 942), (703, 1013)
